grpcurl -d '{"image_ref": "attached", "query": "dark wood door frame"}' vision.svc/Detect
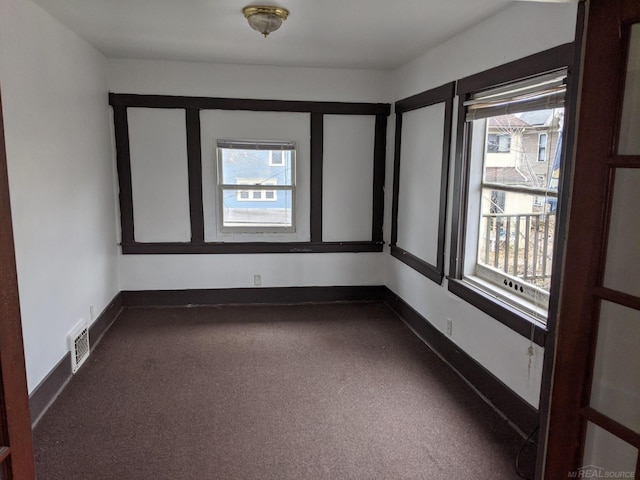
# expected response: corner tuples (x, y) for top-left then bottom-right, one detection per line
(0, 86), (36, 477)
(541, 0), (640, 477)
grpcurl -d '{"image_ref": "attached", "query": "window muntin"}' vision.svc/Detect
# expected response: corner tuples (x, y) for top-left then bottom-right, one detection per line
(217, 140), (295, 232)
(463, 71), (567, 320)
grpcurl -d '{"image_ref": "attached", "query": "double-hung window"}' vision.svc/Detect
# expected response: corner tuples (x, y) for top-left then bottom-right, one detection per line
(216, 140), (296, 233)
(451, 69), (568, 327)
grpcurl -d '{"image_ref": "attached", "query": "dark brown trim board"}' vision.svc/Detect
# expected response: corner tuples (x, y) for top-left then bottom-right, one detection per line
(371, 114), (388, 243)
(121, 286), (387, 307)
(390, 82), (455, 285)
(456, 43), (574, 96)
(535, 6), (586, 478)
(383, 288), (539, 435)
(121, 241), (384, 255)
(310, 113), (324, 243)
(109, 93), (391, 116)
(390, 246), (444, 285)
(27, 354), (70, 428)
(29, 293), (124, 427)
(113, 105), (135, 245)
(110, 95), (391, 254)
(185, 108), (204, 244)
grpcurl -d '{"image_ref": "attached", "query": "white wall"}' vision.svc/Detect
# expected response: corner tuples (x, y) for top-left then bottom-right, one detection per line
(386, 2), (578, 407)
(109, 59), (390, 291)
(0, 0), (119, 392)
(108, 59), (390, 103)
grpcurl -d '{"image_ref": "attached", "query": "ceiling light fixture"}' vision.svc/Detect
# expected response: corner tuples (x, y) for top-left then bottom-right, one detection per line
(242, 5), (289, 38)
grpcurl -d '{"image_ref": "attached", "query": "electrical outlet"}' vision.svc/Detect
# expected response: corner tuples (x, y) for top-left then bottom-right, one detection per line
(253, 274), (262, 286)
(89, 304), (95, 321)
(446, 318), (453, 337)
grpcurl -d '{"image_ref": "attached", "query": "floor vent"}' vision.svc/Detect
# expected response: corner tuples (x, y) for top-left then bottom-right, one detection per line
(68, 321), (90, 373)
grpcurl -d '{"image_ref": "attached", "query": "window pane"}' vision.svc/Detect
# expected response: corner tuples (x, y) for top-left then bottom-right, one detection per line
(472, 106), (564, 313)
(483, 109), (563, 190)
(603, 168), (640, 297)
(582, 423), (637, 477)
(477, 187), (555, 298)
(219, 148), (293, 186)
(221, 188), (293, 229)
(590, 301), (640, 432)
(217, 142), (295, 232)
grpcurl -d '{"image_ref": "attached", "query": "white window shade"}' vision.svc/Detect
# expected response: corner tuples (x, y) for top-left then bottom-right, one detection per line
(465, 70), (567, 120)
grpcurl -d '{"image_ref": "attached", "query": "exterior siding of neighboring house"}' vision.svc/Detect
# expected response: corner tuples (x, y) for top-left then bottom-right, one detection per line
(483, 109), (562, 216)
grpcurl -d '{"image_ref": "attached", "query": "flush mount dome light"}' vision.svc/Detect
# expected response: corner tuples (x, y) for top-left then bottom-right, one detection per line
(242, 5), (289, 37)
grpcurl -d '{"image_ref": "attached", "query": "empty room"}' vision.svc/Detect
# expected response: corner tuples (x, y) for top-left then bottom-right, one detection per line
(0, 0), (639, 478)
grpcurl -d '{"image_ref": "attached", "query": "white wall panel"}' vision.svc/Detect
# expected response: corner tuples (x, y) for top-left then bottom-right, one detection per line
(129, 108), (191, 242)
(396, 104), (445, 265)
(323, 115), (375, 242)
(119, 253), (384, 290)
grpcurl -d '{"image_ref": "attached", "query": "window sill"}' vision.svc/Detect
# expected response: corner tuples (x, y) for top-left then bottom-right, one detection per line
(447, 277), (547, 346)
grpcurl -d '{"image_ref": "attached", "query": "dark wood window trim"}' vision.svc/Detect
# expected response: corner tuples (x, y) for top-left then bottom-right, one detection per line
(448, 42), (575, 345)
(185, 108), (204, 243)
(310, 113), (323, 243)
(121, 241), (383, 255)
(109, 94), (391, 255)
(390, 82), (455, 285)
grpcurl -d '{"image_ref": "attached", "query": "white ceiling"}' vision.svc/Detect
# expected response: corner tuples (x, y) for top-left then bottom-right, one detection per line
(32, 0), (565, 70)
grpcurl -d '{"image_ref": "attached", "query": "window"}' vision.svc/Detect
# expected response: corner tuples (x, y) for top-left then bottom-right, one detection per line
(217, 140), (295, 232)
(538, 133), (548, 162)
(269, 150), (285, 166)
(487, 133), (511, 153)
(236, 179), (277, 202)
(452, 68), (568, 326)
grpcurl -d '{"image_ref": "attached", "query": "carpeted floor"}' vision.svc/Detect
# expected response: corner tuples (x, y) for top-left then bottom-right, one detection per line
(33, 302), (533, 479)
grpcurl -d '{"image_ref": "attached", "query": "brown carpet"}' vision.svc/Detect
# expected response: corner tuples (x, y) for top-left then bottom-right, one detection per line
(33, 302), (533, 479)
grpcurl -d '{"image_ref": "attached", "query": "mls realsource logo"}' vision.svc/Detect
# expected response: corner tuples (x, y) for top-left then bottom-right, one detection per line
(568, 465), (635, 478)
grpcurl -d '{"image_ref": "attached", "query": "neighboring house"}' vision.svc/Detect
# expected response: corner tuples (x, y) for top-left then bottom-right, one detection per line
(484, 109), (562, 215)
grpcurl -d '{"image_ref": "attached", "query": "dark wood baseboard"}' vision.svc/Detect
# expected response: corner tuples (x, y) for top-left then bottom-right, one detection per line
(89, 292), (124, 347)
(121, 285), (386, 307)
(383, 287), (539, 435)
(29, 292), (124, 427)
(28, 353), (70, 428)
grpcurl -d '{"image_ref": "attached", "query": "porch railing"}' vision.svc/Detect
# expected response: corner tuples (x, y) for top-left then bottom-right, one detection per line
(479, 212), (556, 291)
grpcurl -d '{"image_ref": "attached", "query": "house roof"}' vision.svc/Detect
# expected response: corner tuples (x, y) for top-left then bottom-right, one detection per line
(517, 109), (554, 126)
(488, 115), (530, 129)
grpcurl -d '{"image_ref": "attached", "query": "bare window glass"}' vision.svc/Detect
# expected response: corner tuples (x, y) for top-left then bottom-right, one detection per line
(217, 140), (295, 232)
